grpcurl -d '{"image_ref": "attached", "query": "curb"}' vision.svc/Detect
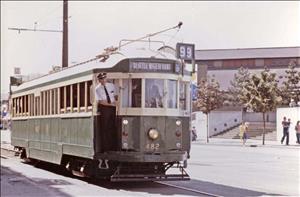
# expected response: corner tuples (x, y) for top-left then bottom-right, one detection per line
(0, 147), (18, 158)
(192, 140), (300, 149)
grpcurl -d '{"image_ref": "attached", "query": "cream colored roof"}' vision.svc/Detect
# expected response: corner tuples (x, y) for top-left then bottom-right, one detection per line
(12, 47), (177, 93)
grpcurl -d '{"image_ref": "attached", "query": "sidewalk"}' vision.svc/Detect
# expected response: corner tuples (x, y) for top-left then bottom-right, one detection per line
(193, 137), (300, 149)
(1, 130), (15, 153)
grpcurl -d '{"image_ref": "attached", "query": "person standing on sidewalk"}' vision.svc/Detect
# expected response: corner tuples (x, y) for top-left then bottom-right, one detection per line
(281, 117), (290, 145)
(239, 122), (248, 146)
(243, 122), (249, 146)
(295, 121), (300, 144)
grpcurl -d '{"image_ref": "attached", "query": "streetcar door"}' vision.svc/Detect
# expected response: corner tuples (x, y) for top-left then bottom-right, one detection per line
(94, 77), (119, 153)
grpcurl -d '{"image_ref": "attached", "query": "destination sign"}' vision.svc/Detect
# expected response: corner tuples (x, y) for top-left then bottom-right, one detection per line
(130, 62), (174, 73)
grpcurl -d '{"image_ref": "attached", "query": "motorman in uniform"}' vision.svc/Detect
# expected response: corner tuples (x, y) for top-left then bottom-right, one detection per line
(95, 72), (118, 152)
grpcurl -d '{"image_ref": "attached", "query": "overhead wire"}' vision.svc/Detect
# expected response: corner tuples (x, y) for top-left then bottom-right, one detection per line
(33, 4), (62, 28)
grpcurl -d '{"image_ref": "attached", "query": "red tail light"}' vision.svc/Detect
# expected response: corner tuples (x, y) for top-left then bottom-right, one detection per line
(175, 130), (181, 137)
(122, 131), (128, 137)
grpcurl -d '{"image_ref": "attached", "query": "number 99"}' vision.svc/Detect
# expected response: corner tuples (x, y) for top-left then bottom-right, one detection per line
(180, 46), (186, 58)
(186, 47), (192, 58)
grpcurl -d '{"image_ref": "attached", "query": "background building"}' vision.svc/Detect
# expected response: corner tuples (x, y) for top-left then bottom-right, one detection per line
(195, 46), (300, 90)
(192, 46), (300, 140)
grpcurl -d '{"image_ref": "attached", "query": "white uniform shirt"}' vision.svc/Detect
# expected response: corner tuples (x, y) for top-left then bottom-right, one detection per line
(95, 83), (116, 103)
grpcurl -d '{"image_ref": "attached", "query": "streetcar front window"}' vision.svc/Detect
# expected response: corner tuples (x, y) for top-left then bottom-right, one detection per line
(122, 79), (141, 108)
(167, 80), (177, 109)
(145, 79), (164, 108)
(179, 82), (187, 110)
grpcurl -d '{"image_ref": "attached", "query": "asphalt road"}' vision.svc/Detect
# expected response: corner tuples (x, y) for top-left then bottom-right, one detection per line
(1, 129), (299, 196)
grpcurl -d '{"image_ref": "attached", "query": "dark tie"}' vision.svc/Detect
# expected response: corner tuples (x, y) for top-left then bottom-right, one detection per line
(104, 86), (111, 104)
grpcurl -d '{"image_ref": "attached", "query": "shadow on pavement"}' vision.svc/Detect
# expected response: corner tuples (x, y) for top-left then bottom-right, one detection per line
(164, 178), (282, 197)
(86, 179), (202, 196)
(1, 165), (71, 197)
(18, 161), (282, 196)
(85, 178), (282, 197)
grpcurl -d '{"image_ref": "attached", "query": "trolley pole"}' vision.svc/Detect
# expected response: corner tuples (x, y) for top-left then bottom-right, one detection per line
(62, 0), (68, 68)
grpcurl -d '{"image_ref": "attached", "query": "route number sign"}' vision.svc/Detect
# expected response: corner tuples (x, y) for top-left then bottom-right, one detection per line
(176, 43), (195, 60)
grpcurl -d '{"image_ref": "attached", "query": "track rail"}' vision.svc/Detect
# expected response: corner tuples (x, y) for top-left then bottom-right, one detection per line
(155, 181), (223, 197)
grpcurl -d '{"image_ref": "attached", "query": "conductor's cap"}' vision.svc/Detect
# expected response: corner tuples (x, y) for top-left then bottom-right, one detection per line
(97, 72), (107, 79)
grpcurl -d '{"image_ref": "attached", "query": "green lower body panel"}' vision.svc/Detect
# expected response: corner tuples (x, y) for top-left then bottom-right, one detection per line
(29, 148), (61, 164)
(11, 116), (94, 164)
(62, 144), (93, 159)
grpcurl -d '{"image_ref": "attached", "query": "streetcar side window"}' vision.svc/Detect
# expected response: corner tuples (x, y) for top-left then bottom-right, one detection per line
(51, 89), (55, 115)
(66, 85), (71, 111)
(12, 98), (15, 117)
(20, 97), (23, 115)
(87, 80), (93, 109)
(13, 98), (17, 117)
(72, 83), (78, 110)
(145, 79), (164, 108)
(54, 88), (58, 114)
(79, 82), (85, 108)
(46, 91), (49, 115)
(25, 95), (29, 115)
(60, 86), (65, 112)
(29, 94), (33, 116)
(35, 96), (40, 116)
(14, 97), (18, 116)
(21, 95), (25, 115)
(41, 92), (44, 115)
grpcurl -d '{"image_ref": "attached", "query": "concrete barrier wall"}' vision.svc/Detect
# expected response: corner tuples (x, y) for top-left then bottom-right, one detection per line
(192, 110), (242, 139)
(243, 112), (276, 122)
(209, 111), (242, 136)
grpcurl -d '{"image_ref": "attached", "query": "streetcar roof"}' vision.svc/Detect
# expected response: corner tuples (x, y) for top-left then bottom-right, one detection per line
(11, 48), (178, 93)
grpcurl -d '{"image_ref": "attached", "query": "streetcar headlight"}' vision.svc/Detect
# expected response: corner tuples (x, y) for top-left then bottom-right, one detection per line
(148, 129), (159, 140)
(176, 142), (181, 148)
(123, 119), (128, 125)
(176, 120), (181, 126)
(122, 142), (128, 149)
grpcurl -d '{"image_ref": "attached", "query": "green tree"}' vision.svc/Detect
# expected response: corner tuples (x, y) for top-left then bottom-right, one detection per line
(196, 78), (223, 142)
(239, 68), (282, 145)
(229, 67), (251, 105)
(280, 62), (300, 105)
